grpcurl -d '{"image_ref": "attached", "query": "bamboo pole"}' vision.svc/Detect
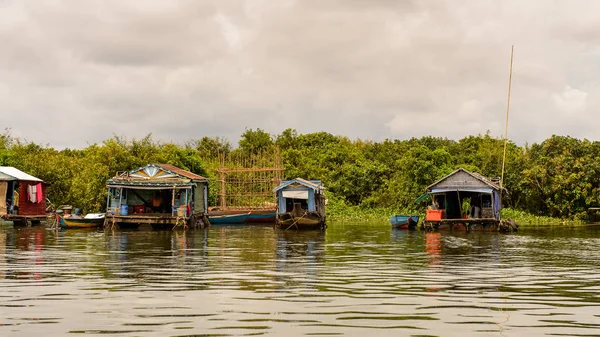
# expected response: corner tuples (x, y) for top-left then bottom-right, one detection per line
(501, 45), (514, 189)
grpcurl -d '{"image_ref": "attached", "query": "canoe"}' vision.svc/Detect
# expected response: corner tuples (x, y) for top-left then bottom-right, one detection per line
(57, 214), (105, 229)
(246, 210), (277, 223)
(390, 215), (419, 230)
(208, 212), (251, 225)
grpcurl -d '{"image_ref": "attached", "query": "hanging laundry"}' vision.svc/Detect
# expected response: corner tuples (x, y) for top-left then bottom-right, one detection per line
(28, 185), (37, 203)
(36, 183), (43, 203)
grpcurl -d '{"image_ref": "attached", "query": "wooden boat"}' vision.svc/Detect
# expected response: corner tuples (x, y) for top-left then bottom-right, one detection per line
(208, 212), (251, 225)
(245, 210), (276, 223)
(57, 213), (105, 229)
(390, 215), (419, 230)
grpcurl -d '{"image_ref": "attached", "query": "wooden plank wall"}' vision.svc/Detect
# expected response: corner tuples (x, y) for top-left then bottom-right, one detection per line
(17, 181), (47, 216)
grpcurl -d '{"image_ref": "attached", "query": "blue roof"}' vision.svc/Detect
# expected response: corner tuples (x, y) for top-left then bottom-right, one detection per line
(273, 178), (324, 192)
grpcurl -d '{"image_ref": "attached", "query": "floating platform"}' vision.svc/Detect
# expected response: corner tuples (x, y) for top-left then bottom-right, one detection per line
(422, 218), (517, 232)
(1, 214), (47, 226)
(104, 213), (209, 230)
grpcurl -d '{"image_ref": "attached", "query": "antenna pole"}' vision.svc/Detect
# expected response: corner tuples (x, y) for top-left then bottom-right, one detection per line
(500, 45), (514, 189)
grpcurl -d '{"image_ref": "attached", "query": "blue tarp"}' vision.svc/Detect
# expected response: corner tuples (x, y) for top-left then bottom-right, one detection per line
(493, 190), (501, 218)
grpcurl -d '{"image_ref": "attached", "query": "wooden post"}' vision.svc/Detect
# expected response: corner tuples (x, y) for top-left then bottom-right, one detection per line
(118, 187), (123, 216)
(171, 187), (176, 216)
(220, 170), (226, 208)
(106, 187), (111, 212)
(185, 189), (188, 216)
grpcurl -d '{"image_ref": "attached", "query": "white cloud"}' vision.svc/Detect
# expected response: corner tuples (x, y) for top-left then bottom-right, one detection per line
(553, 86), (587, 114)
(1, 0), (600, 148)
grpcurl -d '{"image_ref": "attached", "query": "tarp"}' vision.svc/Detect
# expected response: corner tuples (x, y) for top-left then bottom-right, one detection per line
(0, 167), (43, 182)
(282, 190), (309, 199)
(431, 187), (493, 194)
(414, 193), (430, 204)
(493, 190), (501, 218)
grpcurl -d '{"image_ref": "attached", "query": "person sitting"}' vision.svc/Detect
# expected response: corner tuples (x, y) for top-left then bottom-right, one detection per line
(432, 198), (440, 210)
(468, 204), (481, 218)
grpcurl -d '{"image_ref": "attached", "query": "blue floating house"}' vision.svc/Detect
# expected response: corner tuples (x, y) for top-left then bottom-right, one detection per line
(105, 163), (209, 229)
(273, 178), (326, 229)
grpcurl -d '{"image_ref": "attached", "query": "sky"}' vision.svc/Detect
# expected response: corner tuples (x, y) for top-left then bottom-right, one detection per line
(1, 0), (600, 149)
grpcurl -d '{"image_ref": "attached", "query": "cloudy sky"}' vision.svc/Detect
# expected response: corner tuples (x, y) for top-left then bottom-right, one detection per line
(1, 0), (599, 148)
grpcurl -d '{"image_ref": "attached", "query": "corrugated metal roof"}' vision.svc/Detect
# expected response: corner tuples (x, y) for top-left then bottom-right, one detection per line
(154, 163), (207, 181)
(425, 168), (503, 192)
(0, 167), (43, 182)
(274, 178), (325, 192)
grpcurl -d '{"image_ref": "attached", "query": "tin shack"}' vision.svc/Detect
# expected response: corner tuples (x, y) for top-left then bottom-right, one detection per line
(0, 166), (47, 225)
(274, 178), (326, 229)
(423, 168), (505, 231)
(105, 163), (209, 229)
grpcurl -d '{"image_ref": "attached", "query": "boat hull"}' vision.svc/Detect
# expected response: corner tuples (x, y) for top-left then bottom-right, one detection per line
(276, 213), (326, 230)
(58, 215), (104, 229)
(245, 210), (276, 223)
(390, 215), (419, 230)
(208, 212), (251, 225)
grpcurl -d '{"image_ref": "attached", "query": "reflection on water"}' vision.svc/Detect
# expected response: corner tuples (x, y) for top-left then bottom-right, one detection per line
(0, 223), (599, 336)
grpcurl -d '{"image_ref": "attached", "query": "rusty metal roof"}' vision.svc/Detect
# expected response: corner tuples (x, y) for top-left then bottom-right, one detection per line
(154, 163), (207, 181)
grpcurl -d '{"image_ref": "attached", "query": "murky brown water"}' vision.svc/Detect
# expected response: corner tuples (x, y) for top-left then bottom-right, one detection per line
(1, 222), (599, 336)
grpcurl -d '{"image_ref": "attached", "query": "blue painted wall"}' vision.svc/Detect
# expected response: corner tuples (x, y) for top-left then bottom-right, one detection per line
(277, 187), (315, 214)
(308, 189), (315, 212)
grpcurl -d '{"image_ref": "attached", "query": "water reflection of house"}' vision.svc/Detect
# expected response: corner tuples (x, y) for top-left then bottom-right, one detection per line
(0, 167), (47, 226)
(423, 168), (505, 231)
(105, 164), (209, 229)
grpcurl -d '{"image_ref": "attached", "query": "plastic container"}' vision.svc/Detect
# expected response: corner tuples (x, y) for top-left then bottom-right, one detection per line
(120, 205), (129, 216)
(426, 209), (443, 221)
(133, 205), (145, 214)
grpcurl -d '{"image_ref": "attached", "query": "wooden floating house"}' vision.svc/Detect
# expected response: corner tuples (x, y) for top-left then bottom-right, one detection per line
(423, 168), (505, 231)
(0, 167), (47, 226)
(105, 163), (209, 229)
(274, 178), (326, 230)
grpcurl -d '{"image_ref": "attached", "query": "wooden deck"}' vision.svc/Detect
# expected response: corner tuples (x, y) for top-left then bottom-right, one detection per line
(104, 213), (209, 229)
(422, 218), (500, 231)
(2, 214), (48, 226)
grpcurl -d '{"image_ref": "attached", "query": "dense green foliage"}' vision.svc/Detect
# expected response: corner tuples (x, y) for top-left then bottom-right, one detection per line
(1, 128), (598, 221)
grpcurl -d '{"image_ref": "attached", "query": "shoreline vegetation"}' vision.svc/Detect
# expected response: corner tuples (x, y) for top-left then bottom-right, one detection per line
(2, 128), (599, 226)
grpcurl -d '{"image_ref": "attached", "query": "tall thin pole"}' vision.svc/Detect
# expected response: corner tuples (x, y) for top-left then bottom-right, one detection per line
(500, 45), (514, 189)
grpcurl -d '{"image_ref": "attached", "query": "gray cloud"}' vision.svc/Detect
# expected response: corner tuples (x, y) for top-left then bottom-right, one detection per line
(1, 0), (600, 148)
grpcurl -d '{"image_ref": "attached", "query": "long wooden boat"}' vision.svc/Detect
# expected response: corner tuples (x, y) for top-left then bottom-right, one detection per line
(57, 214), (105, 229)
(390, 215), (419, 230)
(208, 212), (251, 225)
(245, 210), (276, 223)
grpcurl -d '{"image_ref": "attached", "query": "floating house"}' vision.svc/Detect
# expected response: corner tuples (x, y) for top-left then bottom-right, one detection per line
(105, 163), (209, 229)
(423, 168), (505, 231)
(0, 167), (47, 225)
(274, 178), (326, 229)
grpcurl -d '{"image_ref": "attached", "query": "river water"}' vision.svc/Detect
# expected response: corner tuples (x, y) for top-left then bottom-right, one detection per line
(1, 223), (599, 336)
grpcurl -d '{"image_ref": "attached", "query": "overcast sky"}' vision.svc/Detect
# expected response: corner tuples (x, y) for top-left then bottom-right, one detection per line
(2, 0), (599, 148)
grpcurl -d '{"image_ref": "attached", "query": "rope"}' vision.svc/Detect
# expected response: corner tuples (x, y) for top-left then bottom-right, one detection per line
(172, 215), (187, 231)
(284, 211), (308, 230)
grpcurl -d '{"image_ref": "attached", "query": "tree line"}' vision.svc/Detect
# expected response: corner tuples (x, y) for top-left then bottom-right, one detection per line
(1, 128), (598, 219)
